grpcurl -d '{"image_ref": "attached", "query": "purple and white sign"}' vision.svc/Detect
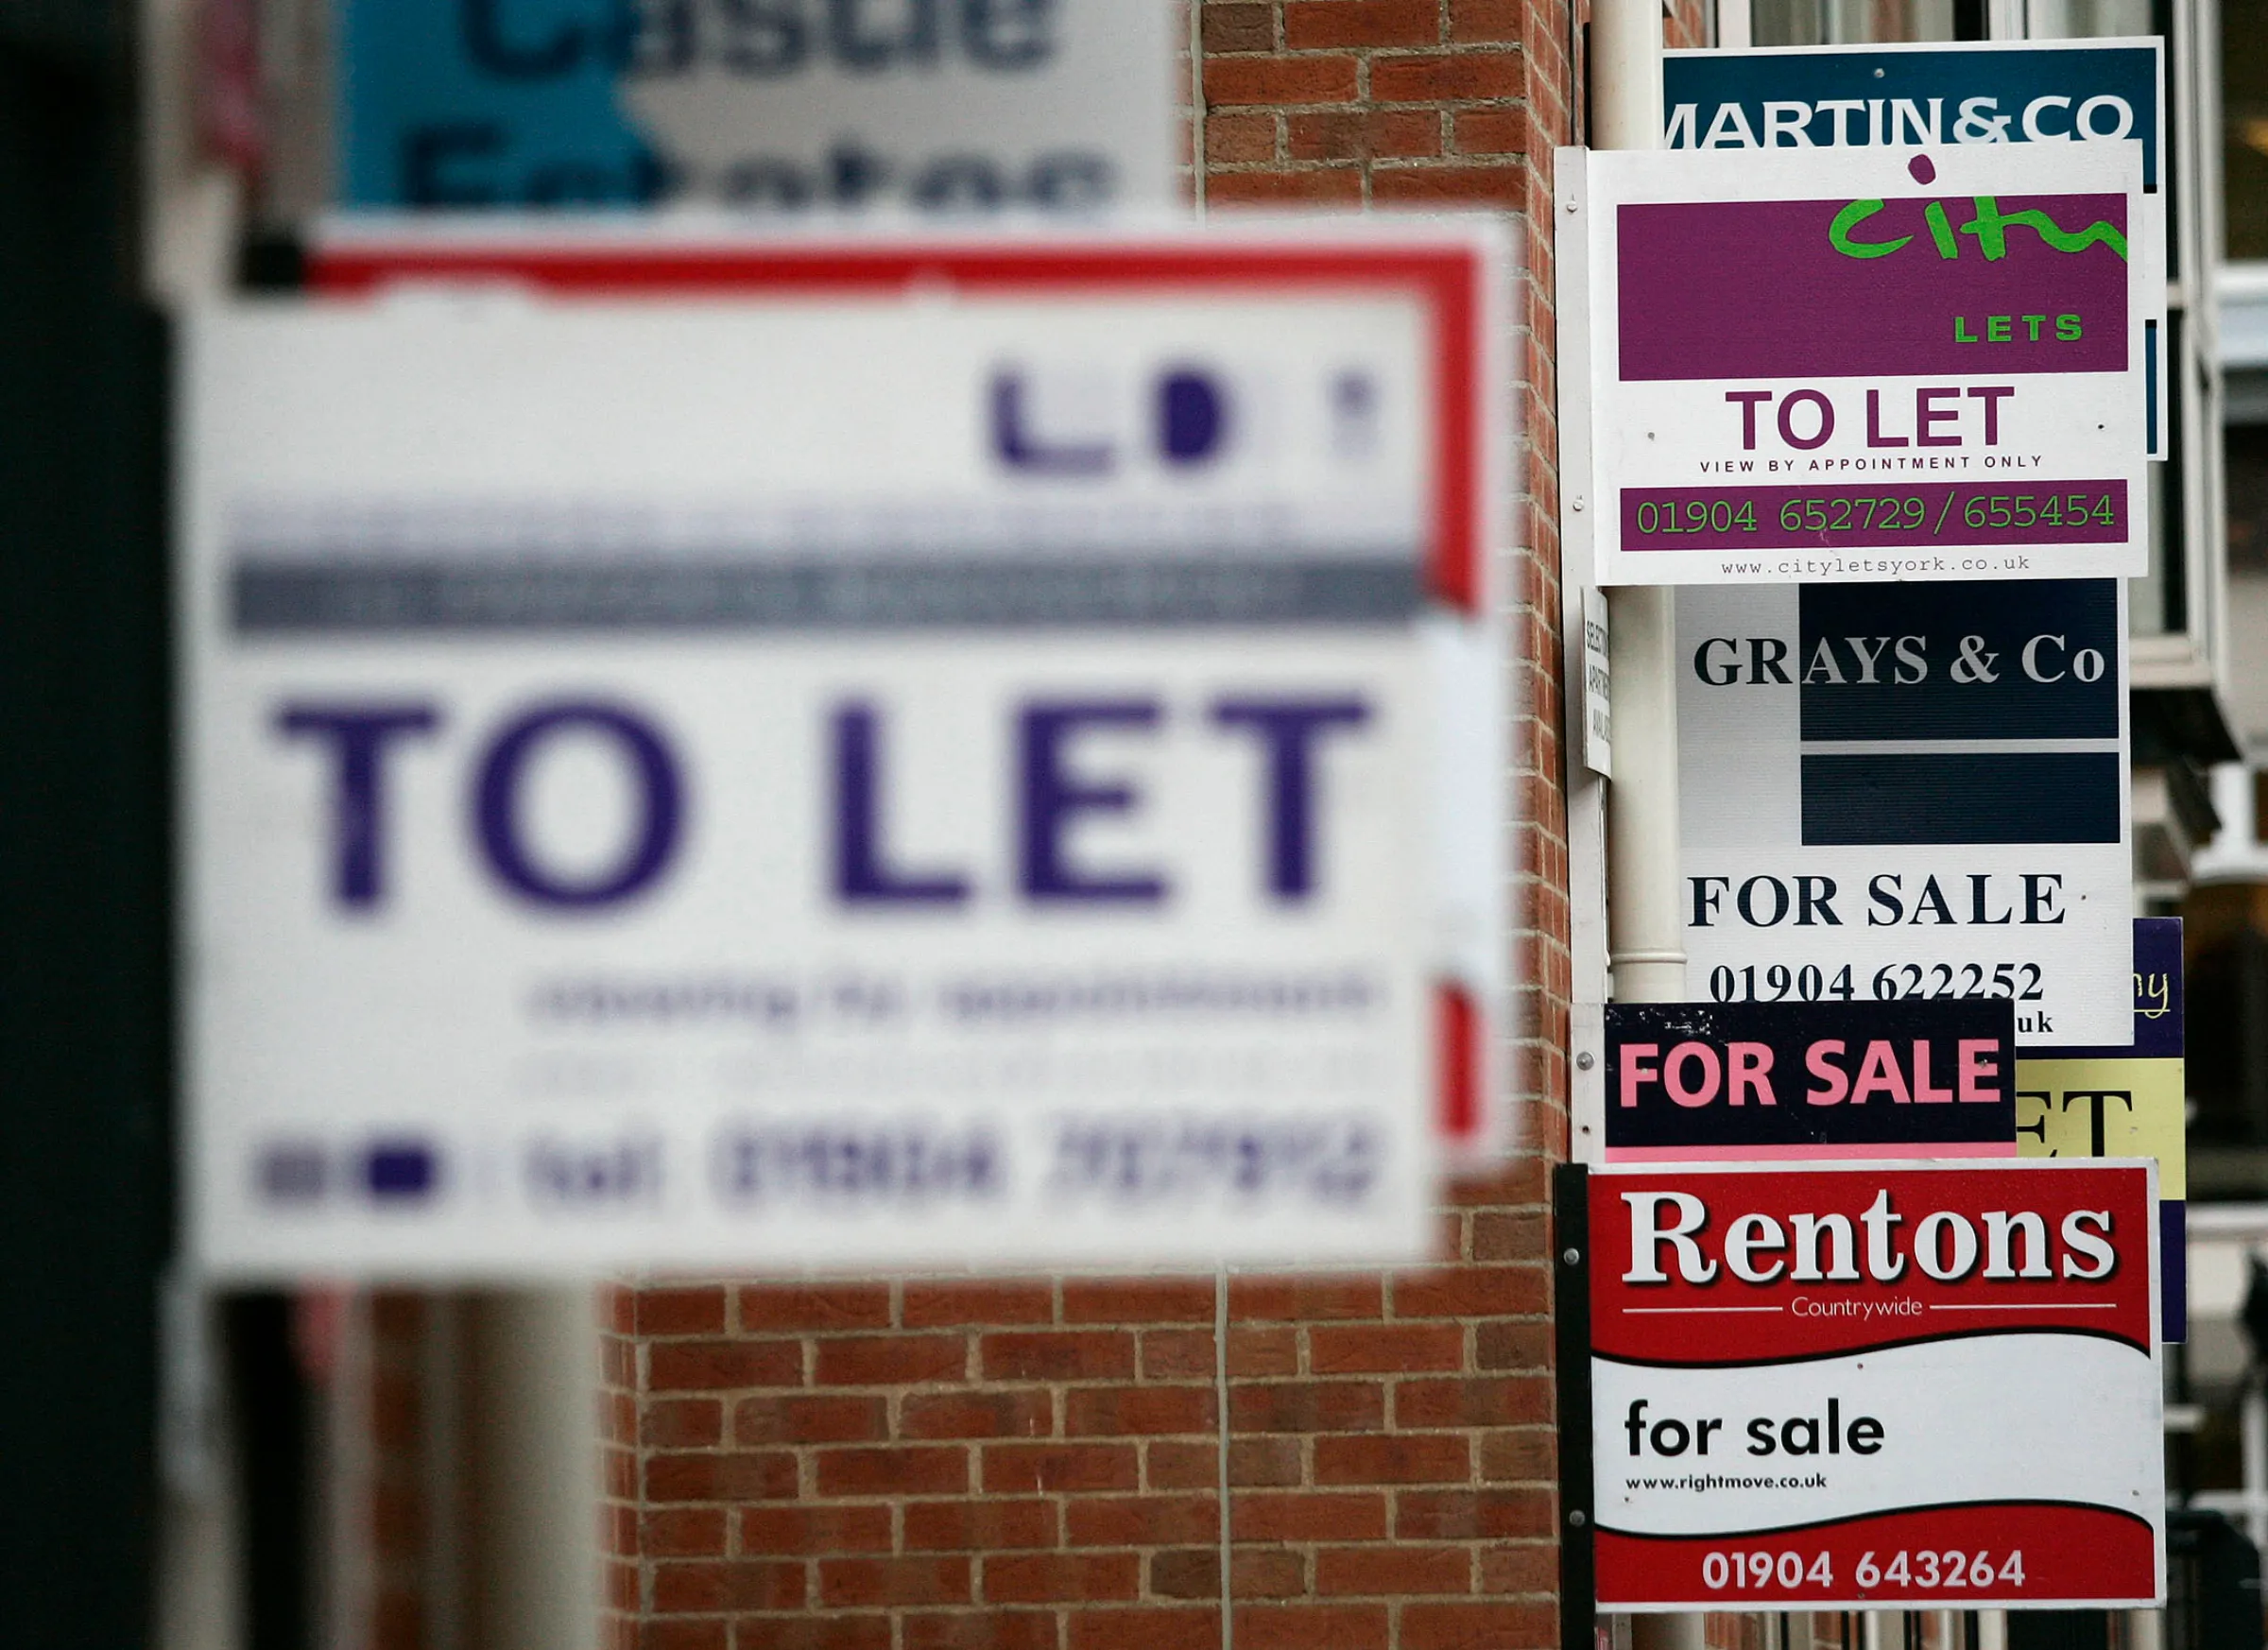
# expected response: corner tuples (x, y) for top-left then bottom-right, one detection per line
(1559, 143), (2146, 585)
(179, 226), (1512, 1279)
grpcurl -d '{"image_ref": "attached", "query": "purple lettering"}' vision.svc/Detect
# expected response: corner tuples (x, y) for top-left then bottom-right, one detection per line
(1777, 389), (1834, 450)
(1967, 384), (2015, 445)
(473, 701), (682, 908)
(1019, 700), (1165, 903)
(1211, 697), (1369, 901)
(1916, 387), (1962, 447)
(273, 702), (440, 908)
(1158, 370), (1228, 465)
(1726, 389), (1771, 449)
(991, 371), (1112, 474)
(831, 701), (970, 905)
(1865, 389), (1908, 448)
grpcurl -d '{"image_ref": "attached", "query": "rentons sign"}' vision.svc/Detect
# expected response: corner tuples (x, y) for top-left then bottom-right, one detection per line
(1585, 1161), (2162, 1610)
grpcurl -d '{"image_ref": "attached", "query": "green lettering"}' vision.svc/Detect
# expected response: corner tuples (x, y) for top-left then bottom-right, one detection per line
(1924, 201), (1959, 259)
(2023, 314), (2046, 340)
(1829, 198), (1911, 260)
(1954, 316), (1977, 342)
(1987, 316), (2011, 341)
(1959, 196), (2128, 263)
(2056, 314), (2083, 340)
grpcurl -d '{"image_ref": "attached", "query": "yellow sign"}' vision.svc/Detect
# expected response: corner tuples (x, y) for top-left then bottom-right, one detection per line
(2014, 1056), (2186, 1197)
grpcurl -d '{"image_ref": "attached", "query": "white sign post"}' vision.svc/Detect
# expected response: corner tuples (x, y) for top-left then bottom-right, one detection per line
(180, 227), (1511, 1279)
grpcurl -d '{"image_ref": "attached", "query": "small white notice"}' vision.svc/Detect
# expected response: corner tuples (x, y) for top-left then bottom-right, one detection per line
(1582, 586), (1611, 777)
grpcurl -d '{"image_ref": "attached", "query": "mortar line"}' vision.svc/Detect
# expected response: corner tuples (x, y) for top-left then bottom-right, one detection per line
(1217, 1263), (1232, 1650)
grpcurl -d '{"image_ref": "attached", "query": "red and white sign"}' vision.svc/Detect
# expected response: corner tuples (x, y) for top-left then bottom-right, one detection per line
(303, 219), (1513, 1176)
(1588, 1161), (2162, 1610)
(182, 222), (1514, 1280)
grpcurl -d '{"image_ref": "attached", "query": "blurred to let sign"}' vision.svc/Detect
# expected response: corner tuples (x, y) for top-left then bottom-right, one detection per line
(180, 225), (1512, 1279)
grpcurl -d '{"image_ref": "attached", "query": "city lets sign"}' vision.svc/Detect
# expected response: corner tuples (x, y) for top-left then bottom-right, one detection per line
(1661, 40), (2169, 456)
(1583, 1161), (2165, 1610)
(180, 226), (1510, 1279)
(1558, 142), (2148, 584)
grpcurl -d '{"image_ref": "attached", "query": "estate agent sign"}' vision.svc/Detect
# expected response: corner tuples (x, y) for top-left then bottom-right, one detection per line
(2018, 917), (2188, 1338)
(1583, 1161), (2164, 1610)
(1603, 1000), (2019, 1162)
(1677, 579), (2132, 1048)
(1661, 40), (2169, 455)
(1559, 142), (2147, 584)
(335, 0), (1177, 213)
(180, 226), (1510, 1279)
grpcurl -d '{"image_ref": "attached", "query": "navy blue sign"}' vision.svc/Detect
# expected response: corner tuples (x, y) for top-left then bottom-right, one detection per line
(1663, 42), (2162, 187)
(1797, 579), (2121, 848)
(1687, 579), (2124, 848)
(1687, 576), (2122, 849)
(2028, 914), (2184, 1060)
(1605, 998), (2019, 1159)
(1796, 579), (2120, 742)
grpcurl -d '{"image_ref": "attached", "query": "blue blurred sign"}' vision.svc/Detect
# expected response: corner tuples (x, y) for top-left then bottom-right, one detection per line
(339, 0), (656, 206)
(337, 0), (1177, 212)
(181, 226), (1514, 1278)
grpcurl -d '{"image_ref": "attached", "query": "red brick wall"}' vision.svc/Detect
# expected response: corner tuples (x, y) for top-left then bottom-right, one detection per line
(597, 2), (1708, 1647)
(1199, 0), (1572, 214)
(603, 1225), (1559, 1650)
